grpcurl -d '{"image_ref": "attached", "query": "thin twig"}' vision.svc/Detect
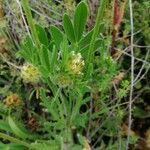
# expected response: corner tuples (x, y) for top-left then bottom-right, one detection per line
(54, 0), (73, 10)
(0, 54), (21, 69)
(133, 67), (150, 86)
(114, 47), (150, 66)
(15, 0), (32, 40)
(126, 0), (134, 149)
(116, 29), (141, 41)
(133, 44), (150, 48)
(134, 49), (150, 83)
(37, 1), (62, 17)
(30, 7), (62, 26)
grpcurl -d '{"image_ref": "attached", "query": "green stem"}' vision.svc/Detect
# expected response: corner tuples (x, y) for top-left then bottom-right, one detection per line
(0, 132), (31, 148)
(21, 0), (40, 48)
(86, 0), (107, 68)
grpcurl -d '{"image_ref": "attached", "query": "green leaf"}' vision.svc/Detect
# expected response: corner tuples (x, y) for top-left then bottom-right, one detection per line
(78, 30), (93, 49)
(74, 113), (88, 128)
(80, 39), (102, 54)
(7, 116), (28, 139)
(32, 52), (40, 65)
(50, 26), (63, 49)
(18, 37), (33, 62)
(31, 141), (60, 150)
(35, 24), (48, 46)
(38, 45), (51, 75)
(63, 14), (76, 43)
(17, 36), (36, 63)
(16, 50), (29, 62)
(92, 107), (109, 119)
(38, 66), (49, 78)
(0, 143), (25, 150)
(50, 46), (58, 73)
(60, 37), (69, 68)
(40, 88), (60, 120)
(0, 120), (12, 132)
(74, 2), (88, 41)
(85, 63), (93, 79)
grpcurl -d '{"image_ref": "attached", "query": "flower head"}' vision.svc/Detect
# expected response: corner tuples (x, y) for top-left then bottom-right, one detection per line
(21, 63), (40, 83)
(56, 74), (73, 88)
(4, 93), (22, 107)
(68, 51), (85, 75)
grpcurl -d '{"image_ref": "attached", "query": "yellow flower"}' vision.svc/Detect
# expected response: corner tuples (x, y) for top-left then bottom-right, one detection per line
(21, 63), (40, 83)
(4, 93), (22, 107)
(68, 51), (85, 75)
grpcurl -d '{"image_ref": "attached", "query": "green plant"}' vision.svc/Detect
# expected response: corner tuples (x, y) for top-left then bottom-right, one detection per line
(0, 0), (141, 149)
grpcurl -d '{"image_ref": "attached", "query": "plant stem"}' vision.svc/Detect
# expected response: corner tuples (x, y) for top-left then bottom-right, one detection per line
(16, 0), (32, 41)
(21, 0), (40, 48)
(0, 132), (31, 148)
(86, 0), (107, 69)
(126, 0), (134, 149)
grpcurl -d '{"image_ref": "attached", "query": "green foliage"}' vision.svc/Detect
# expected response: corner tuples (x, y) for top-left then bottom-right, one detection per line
(7, 116), (29, 139)
(2, 0), (149, 149)
(1, 0), (117, 148)
(74, 2), (88, 42)
(63, 2), (88, 43)
(50, 26), (64, 49)
(117, 80), (129, 98)
(0, 143), (25, 150)
(63, 14), (76, 43)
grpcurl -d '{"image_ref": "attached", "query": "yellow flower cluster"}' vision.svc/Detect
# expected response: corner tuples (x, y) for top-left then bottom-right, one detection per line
(4, 93), (21, 107)
(68, 51), (85, 75)
(21, 63), (40, 83)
